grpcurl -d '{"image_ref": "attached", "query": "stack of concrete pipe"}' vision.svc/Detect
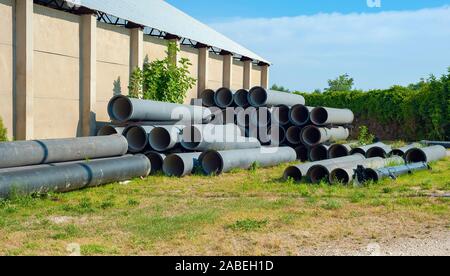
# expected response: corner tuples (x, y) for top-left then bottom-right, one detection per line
(0, 135), (151, 199)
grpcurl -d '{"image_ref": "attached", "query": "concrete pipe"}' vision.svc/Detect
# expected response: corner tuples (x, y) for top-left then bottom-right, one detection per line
(420, 140), (450, 148)
(289, 105), (313, 126)
(214, 87), (236, 108)
(108, 95), (212, 124)
(201, 147), (297, 175)
(248, 86), (305, 107)
(0, 155), (151, 199)
(328, 144), (352, 159)
(350, 142), (390, 157)
(329, 156), (404, 185)
(295, 145), (309, 162)
(357, 162), (430, 184)
(309, 145), (330, 162)
(144, 151), (166, 174)
(123, 125), (155, 153)
(310, 107), (354, 126)
(0, 135), (128, 169)
(389, 143), (421, 157)
(97, 125), (125, 136)
(283, 154), (365, 182)
(234, 89), (250, 108)
(404, 145), (447, 163)
(258, 126), (287, 146)
(163, 152), (201, 177)
(366, 143), (392, 158)
(248, 107), (272, 128)
(272, 105), (291, 126)
(200, 89), (216, 107)
(301, 126), (350, 147)
(148, 125), (184, 152)
(208, 107), (225, 125)
(286, 126), (303, 145)
(235, 107), (256, 127)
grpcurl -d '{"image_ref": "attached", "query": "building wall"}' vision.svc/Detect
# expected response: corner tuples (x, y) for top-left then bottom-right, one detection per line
(180, 45), (199, 103)
(231, 60), (244, 90)
(143, 36), (167, 62)
(33, 4), (81, 139)
(207, 53), (223, 90)
(251, 64), (262, 88)
(0, 0), (13, 139)
(96, 22), (130, 122)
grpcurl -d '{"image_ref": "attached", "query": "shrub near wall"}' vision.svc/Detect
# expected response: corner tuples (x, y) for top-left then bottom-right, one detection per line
(297, 70), (450, 141)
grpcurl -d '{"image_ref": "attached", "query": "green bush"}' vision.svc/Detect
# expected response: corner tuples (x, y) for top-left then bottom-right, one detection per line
(0, 117), (7, 142)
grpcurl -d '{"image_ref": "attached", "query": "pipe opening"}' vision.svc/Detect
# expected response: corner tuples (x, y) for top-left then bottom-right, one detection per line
(201, 151), (224, 175)
(302, 126), (321, 146)
(366, 147), (387, 158)
(295, 146), (308, 162)
(256, 108), (271, 127)
(125, 126), (148, 153)
(163, 155), (185, 177)
(215, 88), (234, 108)
(234, 89), (249, 107)
(330, 169), (350, 184)
(308, 165), (329, 184)
(273, 105), (290, 125)
(286, 126), (302, 145)
(328, 144), (349, 159)
(405, 149), (427, 163)
(309, 145), (328, 161)
(290, 105), (310, 126)
(268, 126), (286, 145)
(248, 87), (268, 107)
(350, 148), (366, 156)
(181, 126), (202, 150)
(390, 149), (405, 157)
(283, 166), (303, 181)
(149, 128), (172, 151)
(110, 96), (133, 122)
(98, 125), (120, 136)
(201, 89), (216, 107)
(145, 152), (164, 174)
(311, 107), (328, 125)
(364, 168), (379, 182)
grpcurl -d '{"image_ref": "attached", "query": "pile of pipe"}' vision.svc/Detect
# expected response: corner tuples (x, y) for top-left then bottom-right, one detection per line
(0, 135), (151, 199)
(199, 86), (355, 163)
(283, 144), (447, 185)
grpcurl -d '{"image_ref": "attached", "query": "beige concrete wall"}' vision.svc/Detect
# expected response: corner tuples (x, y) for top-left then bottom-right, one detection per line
(251, 64), (262, 87)
(96, 22), (130, 122)
(180, 45), (199, 103)
(33, 5), (81, 139)
(143, 36), (168, 63)
(232, 60), (244, 90)
(208, 53), (223, 90)
(0, 0), (13, 139)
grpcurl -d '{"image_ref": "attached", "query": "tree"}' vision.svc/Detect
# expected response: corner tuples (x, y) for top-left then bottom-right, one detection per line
(271, 84), (290, 92)
(325, 74), (354, 92)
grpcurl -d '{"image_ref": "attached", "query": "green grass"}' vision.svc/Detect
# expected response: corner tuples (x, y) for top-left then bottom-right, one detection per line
(0, 157), (448, 256)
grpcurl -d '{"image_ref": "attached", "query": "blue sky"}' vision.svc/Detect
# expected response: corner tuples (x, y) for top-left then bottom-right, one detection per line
(167, 0), (450, 91)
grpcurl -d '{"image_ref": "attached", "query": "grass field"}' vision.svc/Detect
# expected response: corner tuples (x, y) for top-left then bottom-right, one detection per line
(0, 157), (448, 256)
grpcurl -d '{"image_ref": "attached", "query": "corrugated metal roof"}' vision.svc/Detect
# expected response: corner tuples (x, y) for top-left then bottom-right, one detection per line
(72, 0), (269, 64)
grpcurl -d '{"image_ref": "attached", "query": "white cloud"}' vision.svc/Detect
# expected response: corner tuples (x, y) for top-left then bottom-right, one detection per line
(210, 7), (450, 91)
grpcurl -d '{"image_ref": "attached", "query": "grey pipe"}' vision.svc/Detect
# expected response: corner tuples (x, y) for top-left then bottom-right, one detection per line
(283, 154), (365, 182)
(200, 89), (216, 107)
(328, 144), (352, 159)
(0, 135), (128, 169)
(163, 152), (202, 177)
(258, 126), (287, 146)
(309, 145), (330, 162)
(310, 107), (354, 126)
(404, 145), (447, 163)
(389, 143), (421, 157)
(420, 140), (450, 148)
(214, 87), (236, 108)
(0, 155), (151, 199)
(235, 107), (255, 127)
(272, 105), (291, 126)
(357, 162), (430, 184)
(286, 126), (303, 145)
(247, 86), (305, 107)
(234, 89), (250, 108)
(295, 145), (309, 162)
(350, 142), (389, 156)
(148, 125), (184, 152)
(144, 151), (166, 174)
(301, 126), (350, 147)
(289, 105), (313, 126)
(366, 143), (392, 158)
(97, 125), (125, 136)
(250, 107), (272, 128)
(108, 95), (212, 124)
(201, 147), (297, 175)
(329, 156), (404, 185)
(123, 125), (155, 153)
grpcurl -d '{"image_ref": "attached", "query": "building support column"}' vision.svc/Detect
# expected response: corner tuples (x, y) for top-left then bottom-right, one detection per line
(242, 57), (253, 90)
(165, 34), (181, 66)
(14, 0), (34, 140)
(197, 44), (209, 98)
(130, 27), (144, 70)
(221, 51), (233, 89)
(80, 14), (97, 136)
(259, 62), (270, 89)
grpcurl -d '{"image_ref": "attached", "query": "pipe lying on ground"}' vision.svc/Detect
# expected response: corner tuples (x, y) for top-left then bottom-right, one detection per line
(404, 145), (447, 163)
(214, 87), (236, 108)
(258, 126), (287, 146)
(163, 152), (202, 177)
(272, 105), (291, 126)
(97, 125), (125, 136)
(123, 125), (155, 153)
(310, 107), (354, 126)
(200, 89), (216, 107)
(0, 135), (128, 169)
(295, 145), (309, 162)
(301, 126), (350, 147)
(389, 143), (421, 157)
(366, 143), (392, 158)
(201, 147), (297, 175)
(355, 162), (430, 184)
(420, 140), (450, 149)
(286, 126), (303, 145)
(283, 154), (365, 182)
(289, 105), (313, 126)
(329, 156), (405, 185)
(247, 86), (305, 107)
(144, 151), (166, 174)
(234, 89), (250, 108)
(309, 145), (330, 162)
(350, 142), (389, 157)
(108, 95), (212, 124)
(148, 125), (184, 152)
(0, 155), (151, 199)
(328, 144), (352, 159)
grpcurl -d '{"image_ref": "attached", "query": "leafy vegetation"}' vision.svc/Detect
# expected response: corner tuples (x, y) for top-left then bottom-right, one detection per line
(0, 117), (7, 142)
(271, 84), (290, 92)
(129, 42), (196, 104)
(325, 73), (354, 92)
(358, 126), (376, 146)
